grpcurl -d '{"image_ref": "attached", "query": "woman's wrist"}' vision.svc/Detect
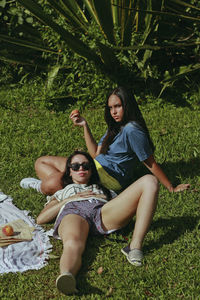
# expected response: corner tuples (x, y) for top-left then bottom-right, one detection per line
(167, 184), (174, 192)
(83, 121), (88, 127)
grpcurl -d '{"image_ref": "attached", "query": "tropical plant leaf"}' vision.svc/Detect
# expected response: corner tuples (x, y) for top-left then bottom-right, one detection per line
(112, 40), (200, 51)
(162, 63), (200, 83)
(47, 0), (88, 33)
(111, 0), (119, 27)
(17, 0), (102, 63)
(0, 34), (57, 53)
(61, 0), (88, 23)
(47, 65), (61, 89)
(0, 0), (6, 8)
(122, 0), (137, 46)
(97, 41), (120, 70)
(83, 0), (100, 26)
(0, 54), (45, 67)
(117, 4), (200, 23)
(168, 0), (200, 12)
(93, 0), (115, 44)
(10, 0), (200, 89)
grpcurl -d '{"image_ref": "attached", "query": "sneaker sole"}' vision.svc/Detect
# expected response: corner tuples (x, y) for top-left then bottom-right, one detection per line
(121, 248), (129, 257)
(56, 273), (77, 295)
(121, 245), (130, 257)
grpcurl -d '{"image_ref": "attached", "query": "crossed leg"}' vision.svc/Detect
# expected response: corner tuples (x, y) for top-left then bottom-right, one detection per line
(35, 155), (67, 194)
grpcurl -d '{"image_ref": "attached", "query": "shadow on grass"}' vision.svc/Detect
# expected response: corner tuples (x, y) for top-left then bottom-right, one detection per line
(160, 157), (200, 184)
(76, 236), (104, 296)
(133, 157), (200, 188)
(144, 215), (199, 253)
(55, 215), (198, 295)
(106, 215), (199, 254)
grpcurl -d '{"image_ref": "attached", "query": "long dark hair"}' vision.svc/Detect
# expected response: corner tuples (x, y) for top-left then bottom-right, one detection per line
(101, 86), (155, 154)
(62, 150), (112, 199)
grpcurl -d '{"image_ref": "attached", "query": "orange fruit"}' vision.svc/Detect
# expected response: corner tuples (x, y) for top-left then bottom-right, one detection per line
(2, 225), (14, 236)
(71, 109), (80, 115)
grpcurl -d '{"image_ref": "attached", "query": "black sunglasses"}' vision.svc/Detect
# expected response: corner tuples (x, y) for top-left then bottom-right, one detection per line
(69, 162), (91, 171)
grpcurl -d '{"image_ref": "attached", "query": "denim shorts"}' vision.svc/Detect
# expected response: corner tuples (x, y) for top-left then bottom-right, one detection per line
(53, 199), (117, 237)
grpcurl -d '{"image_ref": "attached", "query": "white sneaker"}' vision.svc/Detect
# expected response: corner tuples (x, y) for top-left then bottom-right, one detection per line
(20, 178), (42, 193)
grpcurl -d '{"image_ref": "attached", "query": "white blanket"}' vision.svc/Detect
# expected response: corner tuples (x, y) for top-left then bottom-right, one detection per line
(0, 192), (52, 274)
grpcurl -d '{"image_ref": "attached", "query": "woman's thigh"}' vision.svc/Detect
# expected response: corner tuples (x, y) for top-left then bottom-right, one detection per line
(35, 155), (67, 178)
(58, 214), (89, 246)
(101, 175), (158, 230)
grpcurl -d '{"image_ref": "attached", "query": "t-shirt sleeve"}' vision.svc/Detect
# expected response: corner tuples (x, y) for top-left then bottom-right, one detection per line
(126, 124), (153, 161)
(98, 132), (107, 146)
(45, 190), (63, 206)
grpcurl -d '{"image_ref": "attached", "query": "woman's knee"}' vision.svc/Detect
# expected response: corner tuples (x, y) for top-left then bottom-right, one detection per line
(41, 175), (63, 195)
(35, 156), (67, 174)
(63, 237), (86, 255)
(35, 156), (49, 170)
(35, 156), (46, 172)
(142, 174), (159, 193)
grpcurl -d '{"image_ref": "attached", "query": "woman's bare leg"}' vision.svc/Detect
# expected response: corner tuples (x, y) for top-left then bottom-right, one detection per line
(35, 156), (67, 179)
(101, 174), (159, 250)
(34, 156), (67, 195)
(58, 214), (89, 276)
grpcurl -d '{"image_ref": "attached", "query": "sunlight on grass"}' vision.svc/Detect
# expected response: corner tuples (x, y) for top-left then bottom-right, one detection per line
(0, 84), (199, 299)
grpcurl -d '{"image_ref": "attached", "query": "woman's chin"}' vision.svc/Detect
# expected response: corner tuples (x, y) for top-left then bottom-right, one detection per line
(74, 178), (89, 185)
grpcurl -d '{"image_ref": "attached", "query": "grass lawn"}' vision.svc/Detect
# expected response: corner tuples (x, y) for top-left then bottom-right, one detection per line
(0, 84), (199, 299)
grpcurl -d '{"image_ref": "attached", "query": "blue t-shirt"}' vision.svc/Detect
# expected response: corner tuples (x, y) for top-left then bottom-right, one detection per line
(95, 121), (153, 188)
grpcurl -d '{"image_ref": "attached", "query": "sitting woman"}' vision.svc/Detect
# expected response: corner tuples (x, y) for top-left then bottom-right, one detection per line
(37, 150), (159, 295)
(21, 86), (190, 195)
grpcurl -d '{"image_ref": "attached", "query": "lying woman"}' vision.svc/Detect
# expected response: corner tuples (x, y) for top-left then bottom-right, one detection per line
(37, 150), (159, 295)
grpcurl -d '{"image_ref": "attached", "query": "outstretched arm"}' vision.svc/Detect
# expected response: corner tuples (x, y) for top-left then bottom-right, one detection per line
(143, 155), (190, 192)
(70, 110), (102, 158)
(37, 193), (85, 224)
(36, 198), (69, 225)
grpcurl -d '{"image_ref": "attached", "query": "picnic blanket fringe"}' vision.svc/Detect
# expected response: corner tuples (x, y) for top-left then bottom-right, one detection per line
(0, 191), (52, 274)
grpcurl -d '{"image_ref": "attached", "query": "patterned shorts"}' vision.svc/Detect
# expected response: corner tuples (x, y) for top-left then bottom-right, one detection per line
(53, 199), (117, 237)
